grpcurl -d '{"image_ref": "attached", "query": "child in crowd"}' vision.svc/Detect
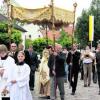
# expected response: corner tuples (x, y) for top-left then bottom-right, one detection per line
(3, 51), (33, 100)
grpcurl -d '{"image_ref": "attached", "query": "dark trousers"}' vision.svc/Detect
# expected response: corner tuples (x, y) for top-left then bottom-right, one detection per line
(80, 65), (84, 80)
(80, 61), (84, 80)
(97, 72), (100, 89)
(29, 72), (35, 89)
(68, 67), (79, 93)
(92, 65), (97, 83)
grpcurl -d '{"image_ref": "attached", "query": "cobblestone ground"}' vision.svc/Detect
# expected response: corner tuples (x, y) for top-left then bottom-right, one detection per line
(31, 72), (100, 100)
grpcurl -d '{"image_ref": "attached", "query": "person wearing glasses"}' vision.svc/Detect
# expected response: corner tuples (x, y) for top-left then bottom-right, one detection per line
(8, 43), (17, 59)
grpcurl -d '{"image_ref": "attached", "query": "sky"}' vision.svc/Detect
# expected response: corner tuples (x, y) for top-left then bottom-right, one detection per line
(0, 0), (92, 17)
(0, 0), (92, 39)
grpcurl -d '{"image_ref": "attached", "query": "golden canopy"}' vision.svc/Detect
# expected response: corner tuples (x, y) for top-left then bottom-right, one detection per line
(12, 5), (74, 26)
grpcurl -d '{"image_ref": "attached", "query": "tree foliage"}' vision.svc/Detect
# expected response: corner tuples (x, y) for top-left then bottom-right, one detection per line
(76, 0), (100, 47)
(75, 10), (89, 47)
(32, 38), (53, 54)
(11, 29), (22, 45)
(57, 29), (72, 48)
(0, 22), (22, 46)
(25, 39), (33, 49)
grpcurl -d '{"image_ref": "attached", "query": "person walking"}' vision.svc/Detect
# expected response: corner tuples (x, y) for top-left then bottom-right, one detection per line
(62, 47), (68, 83)
(0, 44), (15, 99)
(96, 44), (100, 94)
(28, 45), (38, 91)
(81, 46), (94, 87)
(67, 43), (81, 95)
(3, 51), (33, 100)
(48, 44), (65, 100)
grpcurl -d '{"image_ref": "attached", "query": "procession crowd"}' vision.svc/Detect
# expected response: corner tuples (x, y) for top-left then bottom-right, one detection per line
(0, 42), (100, 100)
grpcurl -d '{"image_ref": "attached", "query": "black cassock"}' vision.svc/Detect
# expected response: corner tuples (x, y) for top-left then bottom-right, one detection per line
(2, 97), (10, 100)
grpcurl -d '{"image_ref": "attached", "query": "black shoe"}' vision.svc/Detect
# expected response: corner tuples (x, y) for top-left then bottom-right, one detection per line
(40, 96), (50, 99)
(71, 92), (75, 95)
(30, 88), (34, 91)
(46, 96), (50, 99)
(98, 91), (100, 95)
(84, 84), (87, 87)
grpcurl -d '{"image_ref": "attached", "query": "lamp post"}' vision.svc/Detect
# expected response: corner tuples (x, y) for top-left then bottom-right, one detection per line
(72, 2), (77, 46)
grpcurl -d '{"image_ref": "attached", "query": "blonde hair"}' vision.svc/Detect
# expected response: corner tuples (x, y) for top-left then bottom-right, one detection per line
(0, 44), (8, 53)
(42, 49), (49, 58)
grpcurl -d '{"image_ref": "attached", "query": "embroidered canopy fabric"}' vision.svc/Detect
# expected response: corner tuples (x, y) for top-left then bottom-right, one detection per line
(12, 6), (74, 25)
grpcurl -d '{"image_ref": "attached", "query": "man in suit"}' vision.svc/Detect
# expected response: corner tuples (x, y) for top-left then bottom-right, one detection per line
(28, 45), (38, 90)
(8, 43), (17, 58)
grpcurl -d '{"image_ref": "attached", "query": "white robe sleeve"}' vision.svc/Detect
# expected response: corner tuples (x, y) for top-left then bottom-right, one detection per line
(5, 63), (17, 91)
(16, 64), (30, 87)
(0, 57), (15, 92)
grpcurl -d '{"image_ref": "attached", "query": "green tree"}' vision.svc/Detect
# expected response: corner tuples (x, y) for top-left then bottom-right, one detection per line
(57, 29), (72, 47)
(25, 39), (33, 49)
(89, 0), (100, 46)
(75, 10), (89, 47)
(11, 29), (22, 45)
(76, 0), (100, 47)
(32, 38), (53, 54)
(0, 22), (22, 46)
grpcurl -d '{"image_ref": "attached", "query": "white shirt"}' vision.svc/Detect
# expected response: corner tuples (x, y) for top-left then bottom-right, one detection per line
(83, 52), (94, 64)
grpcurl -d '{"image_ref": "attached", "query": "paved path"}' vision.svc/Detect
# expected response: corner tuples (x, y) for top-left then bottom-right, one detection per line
(31, 72), (100, 100)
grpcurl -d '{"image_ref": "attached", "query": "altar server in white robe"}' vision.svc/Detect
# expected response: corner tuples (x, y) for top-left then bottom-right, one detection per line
(0, 44), (15, 97)
(6, 51), (33, 100)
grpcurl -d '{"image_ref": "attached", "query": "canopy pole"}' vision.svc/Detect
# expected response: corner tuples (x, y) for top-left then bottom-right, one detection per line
(51, 0), (55, 50)
(6, 0), (12, 46)
(45, 24), (48, 46)
(72, 2), (77, 46)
